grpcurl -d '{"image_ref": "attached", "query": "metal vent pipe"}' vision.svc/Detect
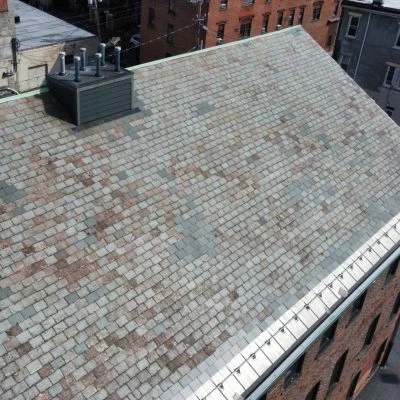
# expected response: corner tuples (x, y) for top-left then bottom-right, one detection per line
(114, 46), (121, 72)
(58, 52), (66, 76)
(99, 43), (106, 66)
(79, 48), (87, 71)
(95, 53), (102, 77)
(74, 56), (81, 82)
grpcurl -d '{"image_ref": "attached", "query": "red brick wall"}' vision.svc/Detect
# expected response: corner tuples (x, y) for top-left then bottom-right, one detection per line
(0, 0), (8, 13)
(258, 261), (400, 400)
(139, 0), (340, 63)
(205, 0), (340, 51)
(140, 0), (199, 64)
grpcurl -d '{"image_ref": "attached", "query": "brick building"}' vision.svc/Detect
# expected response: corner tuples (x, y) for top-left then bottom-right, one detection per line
(139, 0), (341, 63)
(0, 26), (400, 400)
(140, 0), (199, 63)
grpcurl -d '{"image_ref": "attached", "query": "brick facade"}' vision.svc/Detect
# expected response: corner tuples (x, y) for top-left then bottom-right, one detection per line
(140, 0), (341, 63)
(257, 259), (400, 400)
(140, 0), (199, 63)
(206, 0), (340, 51)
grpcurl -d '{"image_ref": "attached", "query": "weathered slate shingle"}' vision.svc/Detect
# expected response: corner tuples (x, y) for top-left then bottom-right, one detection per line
(0, 27), (399, 400)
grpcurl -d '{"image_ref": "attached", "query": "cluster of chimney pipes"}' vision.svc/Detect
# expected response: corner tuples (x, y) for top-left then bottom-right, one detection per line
(58, 43), (122, 82)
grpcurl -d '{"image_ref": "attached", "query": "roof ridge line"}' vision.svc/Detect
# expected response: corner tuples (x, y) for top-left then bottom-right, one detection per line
(127, 26), (303, 71)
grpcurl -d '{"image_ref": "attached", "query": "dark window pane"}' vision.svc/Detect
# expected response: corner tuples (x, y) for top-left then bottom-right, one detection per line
(313, 6), (321, 21)
(277, 11), (283, 26)
(385, 66), (395, 86)
(319, 321), (338, 353)
(347, 371), (360, 399)
(284, 353), (306, 388)
(364, 314), (380, 346)
(240, 20), (252, 38)
(385, 258), (399, 282)
(298, 7), (305, 24)
(350, 290), (367, 321)
(288, 9), (295, 26)
(148, 7), (155, 26)
(392, 291), (400, 315)
(305, 381), (320, 400)
(330, 350), (348, 387)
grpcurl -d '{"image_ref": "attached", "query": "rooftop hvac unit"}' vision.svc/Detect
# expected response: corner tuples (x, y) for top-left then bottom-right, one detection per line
(276, 24), (282, 30)
(47, 45), (134, 126)
(220, 4), (227, 10)
(216, 37), (223, 45)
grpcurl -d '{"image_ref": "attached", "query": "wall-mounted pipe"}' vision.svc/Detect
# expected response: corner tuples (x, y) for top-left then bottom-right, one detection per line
(95, 53), (102, 77)
(79, 48), (87, 71)
(74, 56), (81, 82)
(99, 43), (106, 66)
(114, 46), (121, 72)
(58, 52), (66, 76)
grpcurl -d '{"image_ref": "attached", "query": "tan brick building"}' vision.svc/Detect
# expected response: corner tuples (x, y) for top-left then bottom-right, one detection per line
(140, 0), (341, 63)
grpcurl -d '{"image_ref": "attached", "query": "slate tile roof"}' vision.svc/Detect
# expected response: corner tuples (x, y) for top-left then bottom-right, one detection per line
(0, 26), (400, 400)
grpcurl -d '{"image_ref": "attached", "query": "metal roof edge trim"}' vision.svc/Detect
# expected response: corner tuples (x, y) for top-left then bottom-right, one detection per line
(126, 26), (303, 72)
(0, 27), (302, 105)
(0, 87), (49, 104)
(185, 214), (400, 400)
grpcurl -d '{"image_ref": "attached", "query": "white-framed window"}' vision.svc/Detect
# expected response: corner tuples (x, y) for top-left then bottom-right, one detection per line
(384, 65), (396, 87)
(346, 14), (361, 38)
(394, 27), (400, 48)
(339, 54), (351, 71)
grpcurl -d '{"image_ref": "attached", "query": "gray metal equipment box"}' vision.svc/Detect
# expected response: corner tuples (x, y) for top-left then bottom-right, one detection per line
(47, 64), (134, 126)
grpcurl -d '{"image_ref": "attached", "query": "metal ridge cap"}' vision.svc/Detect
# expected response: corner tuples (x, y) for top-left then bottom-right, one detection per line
(126, 26), (303, 72)
(0, 87), (49, 104)
(185, 213), (400, 400)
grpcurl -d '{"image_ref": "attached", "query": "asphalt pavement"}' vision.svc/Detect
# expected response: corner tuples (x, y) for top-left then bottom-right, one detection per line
(356, 325), (400, 400)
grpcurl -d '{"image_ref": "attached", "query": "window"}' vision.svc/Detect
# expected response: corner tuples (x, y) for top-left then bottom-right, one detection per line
(148, 7), (155, 26)
(312, 5), (322, 21)
(350, 290), (367, 321)
(243, 0), (254, 6)
(167, 24), (174, 44)
(391, 291), (400, 316)
(262, 14), (269, 33)
(168, 0), (175, 14)
(298, 7), (305, 24)
(277, 11), (284, 27)
(0, 0), (8, 12)
(327, 35), (333, 48)
(395, 28), (400, 47)
(305, 381), (320, 400)
(385, 257), (399, 282)
(319, 320), (338, 353)
(347, 15), (360, 38)
(384, 65), (396, 86)
(288, 9), (295, 26)
(220, 0), (228, 10)
(364, 314), (380, 346)
(374, 339), (387, 366)
(347, 371), (360, 399)
(329, 350), (348, 388)
(240, 20), (252, 38)
(284, 353), (305, 388)
(217, 23), (225, 39)
(339, 54), (351, 71)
